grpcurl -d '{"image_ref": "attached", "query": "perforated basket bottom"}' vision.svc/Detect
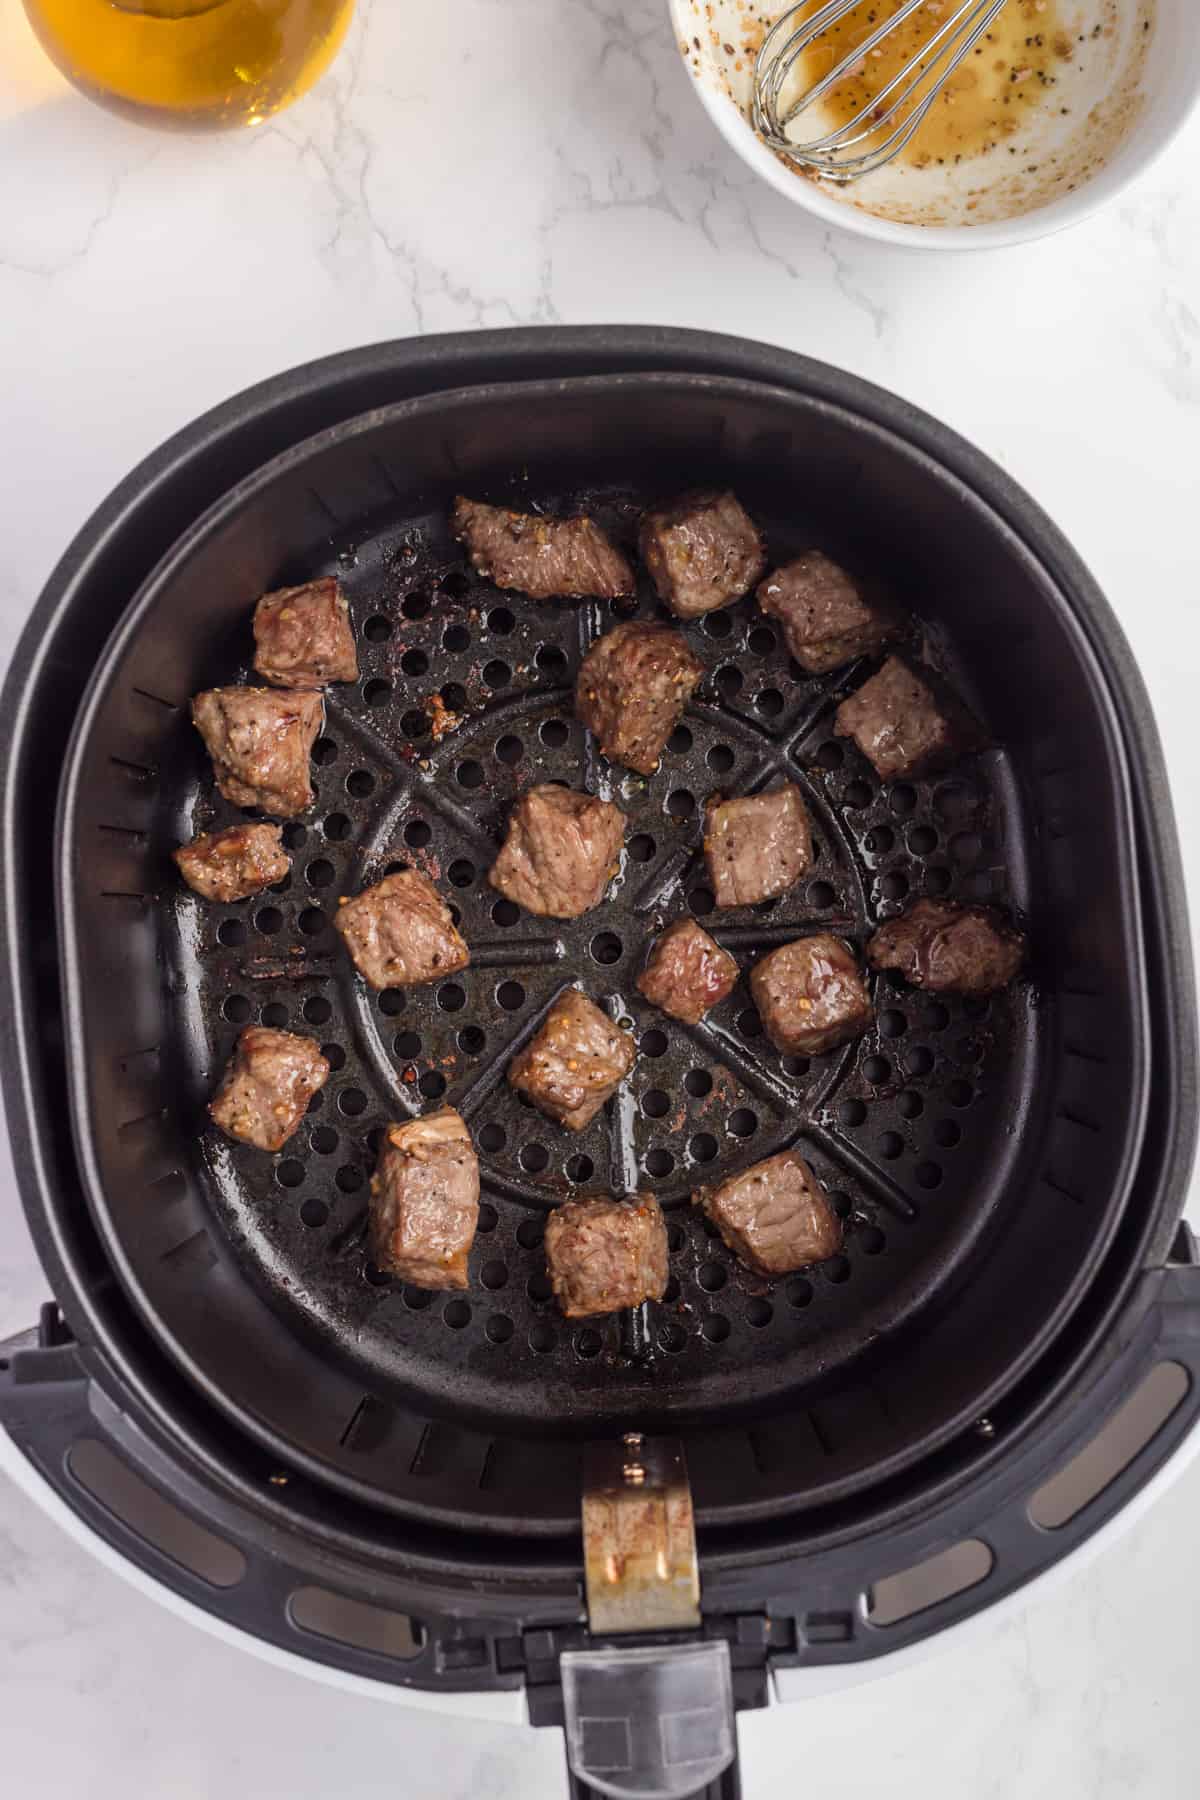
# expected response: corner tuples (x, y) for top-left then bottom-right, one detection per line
(171, 489), (1036, 1429)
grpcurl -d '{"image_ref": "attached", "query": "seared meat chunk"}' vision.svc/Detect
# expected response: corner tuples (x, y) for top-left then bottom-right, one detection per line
(756, 552), (902, 674)
(452, 496), (635, 601)
(209, 1027), (329, 1152)
(637, 920), (738, 1026)
(192, 686), (323, 818)
(576, 621), (703, 775)
(695, 1149), (842, 1278)
(335, 869), (469, 991)
(253, 577), (358, 689)
(867, 898), (1026, 994)
(639, 490), (766, 619)
(369, 1107), (480, 1291)
(508, 988), (635, 1132)
(835, 656), (982, 782)
(174, 823), (289, 903)
(490, 785), (625, 919)
(705, 782), (812, 909)
(544, 1192), (668, 1318)
(750, 935), (871, 1056)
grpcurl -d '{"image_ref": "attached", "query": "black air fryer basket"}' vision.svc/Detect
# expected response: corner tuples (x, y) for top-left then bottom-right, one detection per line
(1, 330), (1196, 1800)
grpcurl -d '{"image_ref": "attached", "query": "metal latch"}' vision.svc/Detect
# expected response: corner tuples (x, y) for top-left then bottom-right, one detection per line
(582, 1434), (700, 1635)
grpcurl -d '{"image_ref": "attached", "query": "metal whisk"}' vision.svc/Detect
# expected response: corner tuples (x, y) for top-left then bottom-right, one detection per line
(752, 0), (1010, 183)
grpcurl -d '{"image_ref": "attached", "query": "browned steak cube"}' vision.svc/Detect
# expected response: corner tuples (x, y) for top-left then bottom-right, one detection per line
(639, 490), (766, 619)
(508, 988), (636, 1131)
(544, 1192), (668, 1318)
(452, 496), (635, 601)
(253, 577), (358, 688)
(173, 823), (289, 903)
(576, 621), (704, 775)
(868, 899), (1026, 994)
(835, 656), (982, 782)
(637, 919), (739, 1026)
(750, 935), (872, 1056)
(368, 1107), (480, 1291)
(695, 1149), (842, 1277)
(191, 686), (324, 818)
(489, 785), (625, 919)
(209, 1027), (329, 1152)
(704, 782), (812, 909)
(756, 552), (903, 674)
(335, 869), (469, 991)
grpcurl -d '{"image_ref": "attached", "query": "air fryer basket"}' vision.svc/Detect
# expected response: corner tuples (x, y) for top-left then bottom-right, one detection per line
(57, 373), (1152, 1538)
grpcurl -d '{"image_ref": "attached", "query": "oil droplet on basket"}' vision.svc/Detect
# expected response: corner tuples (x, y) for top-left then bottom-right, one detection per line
(783, 0), (1071, 168)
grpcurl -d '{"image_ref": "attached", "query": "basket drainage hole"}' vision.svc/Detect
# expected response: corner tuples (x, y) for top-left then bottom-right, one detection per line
(645, 1149), (674, 1179)
(392, 1019), (422, 1053)
(346, 770), (375, 798)
(255, 907), (283, 935)
(300, 1198), (329, 1228)
(477, 1203), (498, 1234)
(843, 779), (872, 810)
(737, 1009), (762, 1040)
(323, 813), (351, 844)
(702, 1314), (730, 1344)
(310, 1127), (338, 1155)
(306, 860), (335, 889)
(312, 738), (339, 767)
(838, 1099), (867, 1128)
(698, 1261), (726, 1293)
(443, 1300), (471, 1330)
(527, 1272), (553, 1303)
(591, 931), (622, 965)
(641, 1089), (670, 1119)
(298, 908), (326, 937)
(483, 662), (510, 690)
(491, 899), (520, 928)
(859, 1226), (886, 1255)
(907, 1046), (935, 1078)
(728, 1108), (757, 1139)
(486, 1314), (513, 1345)
(222, 995), (251, 1024)
(783, 1055), (810, 1078)
(825, 1255), (851, 1284)
(419, 1071), (447, 1100)
(707, 744), (735, 774)
(261, 1003), (288, 1029)
(521, 1143), (549, 1174)
(276, 1160), (304, 1189)
(403, 1284), (433, 1309)
(690, 1133), (718, 1164)
(335, 1166), (364, 1194)
(667, 1223), (687, 1254)
(480, 1260), (508, 1291)
(915, 1161), (944, 1189)
(641, 1029), (668, 1059)
(705, 612), (734, 640)
(400, 649), (428, 677)
(658, 1322), (686, 1354)
(497, 981), (525, 1011)
(746, 1298), (773, 1328)
(516, 1219), (543, 1251)
(303, 997), (332, 1026)
(575, 1328), (603, 1359)
(566, 1154), (594, 1183)
(495, 735), (524, 768)
(667, 789), (696, 819)
(898, 1089), (924, 1120)
(529, 1324), (555, 1354)
(688, 887), (714, 917)
(338, 1089), (367, 1117)
(321, 1043), (346, 1071)
(402, 591), (432, 620)
(863, 1055), (891, 1085)
(479, 1123), (506, 1154)
(404, 819), (431, 848)
(879, 1009), (907, 1040)
(628, 833), (656, 863)
(364, 615), (392, 644)
(456, 763), (483, 790)
(218, 920), (247, 948)
(539, 718), (569, 749)
(685, 1069), (712, 1098)
(456, 1026), (485, 1059)
(879, 1132), (904, 1160)
(785, 1278), (813, 1309)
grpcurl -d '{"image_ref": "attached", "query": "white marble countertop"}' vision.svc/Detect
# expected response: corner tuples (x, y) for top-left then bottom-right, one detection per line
(1, 3), (1199, 1795)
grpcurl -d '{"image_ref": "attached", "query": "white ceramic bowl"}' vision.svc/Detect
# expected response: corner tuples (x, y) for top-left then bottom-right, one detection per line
(668, 0), (1200, 248)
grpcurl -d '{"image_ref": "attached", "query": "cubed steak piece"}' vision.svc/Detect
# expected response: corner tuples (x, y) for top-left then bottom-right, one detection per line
(174, 823), (289, 903)
(756, 552), (902, 674)
(705, 782), (813, 909)
(576, 621), (704, 776)
(867, 898), (1026, 994)
(695, 1149), (842, 1278)
(335, 869), (469, 991)
(639, 490), (766, 619)
(253, 577), (358, 688)
(834, 655), (982, 782)
(544, 1192), (668, 1318)
(191, 686), (324, 818)
(209, 1027), (330, 1152)
(369, 1107), (480, 1291)
(508, 988), (636, 1132)
(489, 785), (625, 919)
(637, 919), (739, 1026)
(750, 935), (871, 1056)
(452, 496), (635, 601)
